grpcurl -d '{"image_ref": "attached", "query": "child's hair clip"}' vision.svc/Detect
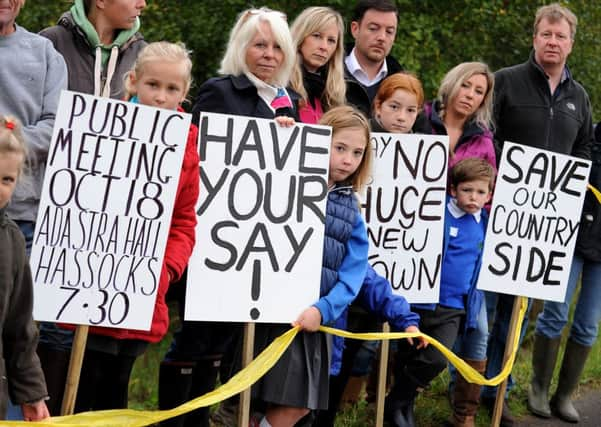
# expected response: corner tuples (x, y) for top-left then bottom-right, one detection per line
(5, 121), (14, 130)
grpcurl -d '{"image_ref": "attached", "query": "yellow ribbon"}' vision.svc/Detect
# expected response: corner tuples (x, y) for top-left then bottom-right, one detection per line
(322, 295), (528, 386)
(1, 297), (527, 426)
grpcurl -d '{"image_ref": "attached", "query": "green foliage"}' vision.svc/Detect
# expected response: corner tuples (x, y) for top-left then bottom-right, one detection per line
(17, 1), (601, 121)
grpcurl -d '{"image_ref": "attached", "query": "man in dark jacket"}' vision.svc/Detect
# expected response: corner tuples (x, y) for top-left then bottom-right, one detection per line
(344, 0), (403, 116)
(483, 4), (594, 426)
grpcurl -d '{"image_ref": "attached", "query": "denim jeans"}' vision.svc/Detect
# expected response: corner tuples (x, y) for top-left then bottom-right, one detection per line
(14, 220), (34, 256)
(535, 254), (601, 347)
(448, 299), (488, 389)
(481, 293), (532, 399)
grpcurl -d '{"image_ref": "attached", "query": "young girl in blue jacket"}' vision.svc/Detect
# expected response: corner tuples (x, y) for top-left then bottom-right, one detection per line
(252, 105), (371, 427)
(313, 72), (427, 427)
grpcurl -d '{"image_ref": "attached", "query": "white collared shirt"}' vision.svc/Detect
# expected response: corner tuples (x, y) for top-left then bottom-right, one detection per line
(345, 48), (388, 87)
(447, 197), (482, 223)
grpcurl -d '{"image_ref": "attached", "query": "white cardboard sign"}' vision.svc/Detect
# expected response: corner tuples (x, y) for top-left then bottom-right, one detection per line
(478, 142), (590, 301)
(31, 90), (190, 330)
(363, 133), (449, 303)
(185, 112), (331, 323)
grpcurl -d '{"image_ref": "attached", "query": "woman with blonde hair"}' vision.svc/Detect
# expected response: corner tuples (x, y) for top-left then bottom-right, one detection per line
(414, 61), (496, 427)
(191, 7), (298, 120)
(290, 6), (346, 123)
(418, 61), (496, 173)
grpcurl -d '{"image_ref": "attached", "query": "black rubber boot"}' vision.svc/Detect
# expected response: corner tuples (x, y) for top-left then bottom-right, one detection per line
(385, 393), (417, 427)
(527, 334), (560, 418)
(182, 358), (220, 427)
(158, 360), (195, 427)
(551, 339), (592, 423)
(385, 376), (418, 427)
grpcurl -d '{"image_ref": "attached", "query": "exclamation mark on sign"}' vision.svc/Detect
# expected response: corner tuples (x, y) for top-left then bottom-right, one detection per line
(250, 259), (261, 320)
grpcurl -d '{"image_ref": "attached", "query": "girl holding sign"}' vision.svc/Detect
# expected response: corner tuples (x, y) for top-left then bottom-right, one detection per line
(0, 116), (49, 421)
(289, 7), (346, 124)
(38, 0), (147, 414)
(71, 42), (200, 412)
(312, 72), (427, 427)
(248, 105), (371, 427)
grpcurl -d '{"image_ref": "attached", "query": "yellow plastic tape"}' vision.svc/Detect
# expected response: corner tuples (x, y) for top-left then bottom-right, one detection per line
(0, 327), (298, 427)
(322, 295), (528, 386)
(1, 297), (527, 426)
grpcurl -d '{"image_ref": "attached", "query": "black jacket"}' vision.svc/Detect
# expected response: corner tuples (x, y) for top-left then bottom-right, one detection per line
(575, 140), (601, 261)
(493, 51), (593, 161)
(343, 44), (403, 118)
(0, 209), (47, 417)
(192, 74), (300, 125)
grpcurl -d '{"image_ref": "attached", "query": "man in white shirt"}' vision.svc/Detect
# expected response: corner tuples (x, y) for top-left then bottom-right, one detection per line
(344, 0), (402, 116)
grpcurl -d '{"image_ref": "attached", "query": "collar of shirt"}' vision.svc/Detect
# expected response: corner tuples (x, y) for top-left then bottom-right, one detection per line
(250, 75), (282, 113)
(447, 197), (482, 223)
(560, 66), (570, 84)
(345, 48), (388, 87)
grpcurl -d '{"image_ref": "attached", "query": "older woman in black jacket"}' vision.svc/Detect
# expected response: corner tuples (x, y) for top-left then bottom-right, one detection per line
(159, 8), (298, 427)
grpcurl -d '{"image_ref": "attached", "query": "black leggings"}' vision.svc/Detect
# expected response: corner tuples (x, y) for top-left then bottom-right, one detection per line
(75, 348), (139, 412)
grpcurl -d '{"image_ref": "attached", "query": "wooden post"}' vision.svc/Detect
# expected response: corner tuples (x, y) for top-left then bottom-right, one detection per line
(490, 297), (523, 427)
(238, 322), (256, 427)
(60, 325), (88, 415)
(375, 322), (390, 427)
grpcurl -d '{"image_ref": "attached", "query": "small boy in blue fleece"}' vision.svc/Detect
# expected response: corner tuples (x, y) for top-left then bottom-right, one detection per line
(385, 157), (495, 427)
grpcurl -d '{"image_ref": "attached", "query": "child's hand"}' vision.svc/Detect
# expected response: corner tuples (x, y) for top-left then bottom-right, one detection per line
(21, 400), (50, 421)
(292, 306), (322, 332)
(405, 325), (428, 349)
(275, 116), (295, 127)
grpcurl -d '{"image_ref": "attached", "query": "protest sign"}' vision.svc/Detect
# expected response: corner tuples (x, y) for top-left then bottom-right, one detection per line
(478, 142), (591, 301)
(186, 112), (331, 323)
(363, 133), (448, 303)
(31, 90), (190, 330)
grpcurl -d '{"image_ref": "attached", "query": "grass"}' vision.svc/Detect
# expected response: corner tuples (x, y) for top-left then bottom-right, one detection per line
(128, 297), (601, 425)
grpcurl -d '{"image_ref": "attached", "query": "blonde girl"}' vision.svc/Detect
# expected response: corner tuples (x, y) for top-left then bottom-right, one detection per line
(72, 42), (200, 412)
(290, 6), (346, 124)
(0, 116), (49, 421)
(252, 105), (371, 427)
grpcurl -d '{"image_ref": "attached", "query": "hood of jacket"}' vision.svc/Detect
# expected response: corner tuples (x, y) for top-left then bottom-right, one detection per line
(68, 0), (142, 66)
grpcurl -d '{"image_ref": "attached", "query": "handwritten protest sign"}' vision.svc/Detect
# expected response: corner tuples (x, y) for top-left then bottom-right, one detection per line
(31, 91), (190, 330)
(362, 133), (448, 303)
(186, 112), (331, 323)
(478, 142), (591, 301)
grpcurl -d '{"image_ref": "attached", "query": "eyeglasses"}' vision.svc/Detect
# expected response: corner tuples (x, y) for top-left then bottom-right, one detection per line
(241, 7), (287, 23)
